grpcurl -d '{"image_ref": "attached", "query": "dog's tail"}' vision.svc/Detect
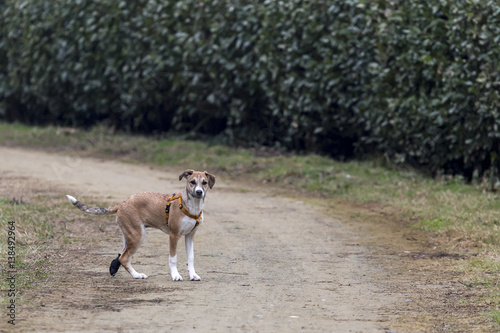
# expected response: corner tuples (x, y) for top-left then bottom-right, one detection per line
(65, 195), (118, 215)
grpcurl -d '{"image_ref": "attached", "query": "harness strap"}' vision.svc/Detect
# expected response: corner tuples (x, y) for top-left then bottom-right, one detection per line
(165, 193), (202, 232)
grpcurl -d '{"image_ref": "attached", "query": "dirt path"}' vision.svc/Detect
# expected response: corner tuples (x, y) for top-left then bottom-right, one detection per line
(0, 147), (477, 332)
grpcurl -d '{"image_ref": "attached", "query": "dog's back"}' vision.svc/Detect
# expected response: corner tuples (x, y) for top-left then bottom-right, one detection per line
(114, 192), (169, 230)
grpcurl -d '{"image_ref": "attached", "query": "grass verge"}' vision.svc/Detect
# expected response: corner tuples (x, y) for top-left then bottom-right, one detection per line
(458, 255), (500, 325)
(0, 184), (67, 305)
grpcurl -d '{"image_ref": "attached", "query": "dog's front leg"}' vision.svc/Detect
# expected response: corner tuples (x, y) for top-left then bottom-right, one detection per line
(185, 234), (201, 281)
(169, 234), (183, 281)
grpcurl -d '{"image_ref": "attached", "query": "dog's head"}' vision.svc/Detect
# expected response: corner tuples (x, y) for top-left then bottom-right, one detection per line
(179, 169), (215, 199)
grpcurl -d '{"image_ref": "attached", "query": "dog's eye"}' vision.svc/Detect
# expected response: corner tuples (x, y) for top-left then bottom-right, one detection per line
(202, 181), (207, 186)
(190, 180), (196, 185)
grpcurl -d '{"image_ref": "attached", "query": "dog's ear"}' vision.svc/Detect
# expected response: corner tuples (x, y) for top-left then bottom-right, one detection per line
(179, 169), (194, 181)
(204, 171), (216, 189)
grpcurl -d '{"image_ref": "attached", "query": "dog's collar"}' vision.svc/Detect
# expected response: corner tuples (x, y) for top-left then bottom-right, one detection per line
(165, 193), (202, 232)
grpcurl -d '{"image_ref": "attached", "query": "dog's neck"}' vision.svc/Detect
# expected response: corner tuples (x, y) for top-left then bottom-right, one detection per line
(181, 190), (204, 216)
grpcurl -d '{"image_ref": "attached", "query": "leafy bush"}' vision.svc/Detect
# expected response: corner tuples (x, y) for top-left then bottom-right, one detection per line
(365, 0), (500, 178)
(1, 0), (499, 179)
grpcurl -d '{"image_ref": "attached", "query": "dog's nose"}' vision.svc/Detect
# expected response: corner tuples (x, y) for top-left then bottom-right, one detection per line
(196, 190), (203, 196)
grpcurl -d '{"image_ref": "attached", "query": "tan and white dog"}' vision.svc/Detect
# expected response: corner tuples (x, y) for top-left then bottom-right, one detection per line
(66, 169), (215, 281)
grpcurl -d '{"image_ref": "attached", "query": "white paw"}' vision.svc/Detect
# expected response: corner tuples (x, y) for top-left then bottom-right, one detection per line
(132, 272), (148, 279)
(172, 273), (183, 281)
(189, 273), (201, 281)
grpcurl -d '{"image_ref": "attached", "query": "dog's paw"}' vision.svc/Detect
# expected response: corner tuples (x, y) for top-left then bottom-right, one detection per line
(132, 272), (148, 279)
(189, 273), (201, 281)
(171, 273), (183, 281)
(188, 269), (201, 281)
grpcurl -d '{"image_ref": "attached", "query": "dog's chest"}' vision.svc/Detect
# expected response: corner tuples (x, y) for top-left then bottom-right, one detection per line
(179, 213), (203, 235)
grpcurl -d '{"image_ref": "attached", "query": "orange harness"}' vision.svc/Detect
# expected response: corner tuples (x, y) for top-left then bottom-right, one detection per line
(165, 193), (202, 232)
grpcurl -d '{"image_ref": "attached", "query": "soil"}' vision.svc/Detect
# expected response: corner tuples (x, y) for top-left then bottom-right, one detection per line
(0, 147), (492, 332)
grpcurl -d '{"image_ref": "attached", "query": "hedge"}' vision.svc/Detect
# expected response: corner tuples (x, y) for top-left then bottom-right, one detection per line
(1, 0), (499, 179)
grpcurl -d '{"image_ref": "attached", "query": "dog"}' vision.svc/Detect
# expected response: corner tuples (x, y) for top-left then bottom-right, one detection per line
(65, 169), (215, 281)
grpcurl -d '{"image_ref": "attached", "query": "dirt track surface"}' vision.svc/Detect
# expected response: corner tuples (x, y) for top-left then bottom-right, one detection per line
(0, 147), (482, 332)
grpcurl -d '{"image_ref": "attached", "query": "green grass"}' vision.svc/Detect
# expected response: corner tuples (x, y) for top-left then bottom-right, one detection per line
(0, 201), (49, 303)
(459, 257), (500, 324)
(417, 218), (453, 231)
(0, 189), (80, 305)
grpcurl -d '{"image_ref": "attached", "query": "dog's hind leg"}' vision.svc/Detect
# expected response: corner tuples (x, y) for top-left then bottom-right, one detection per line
(118, 223), (148, 279)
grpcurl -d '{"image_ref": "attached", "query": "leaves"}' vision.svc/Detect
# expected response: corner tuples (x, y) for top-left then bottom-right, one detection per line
(0, 0), (499, 178)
